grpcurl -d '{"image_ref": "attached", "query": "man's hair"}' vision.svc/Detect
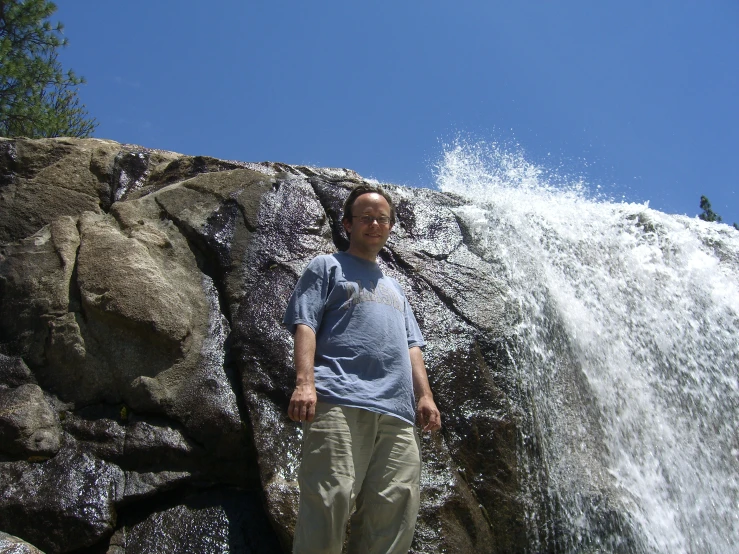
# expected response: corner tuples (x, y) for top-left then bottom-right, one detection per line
(341, 185), (397, 229)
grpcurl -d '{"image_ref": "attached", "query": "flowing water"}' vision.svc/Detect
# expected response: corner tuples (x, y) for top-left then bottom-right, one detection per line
(435, 140), (739, 553)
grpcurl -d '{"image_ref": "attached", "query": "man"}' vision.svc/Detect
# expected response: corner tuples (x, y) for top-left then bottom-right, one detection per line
(283, 184), (441, 554)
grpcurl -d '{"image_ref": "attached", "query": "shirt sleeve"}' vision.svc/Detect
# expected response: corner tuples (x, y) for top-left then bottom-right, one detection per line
(403, 295), (426, 350)
(282, 257), (330, 335)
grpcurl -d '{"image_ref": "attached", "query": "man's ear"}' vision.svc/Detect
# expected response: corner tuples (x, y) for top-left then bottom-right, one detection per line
(342, 218), (352, 236)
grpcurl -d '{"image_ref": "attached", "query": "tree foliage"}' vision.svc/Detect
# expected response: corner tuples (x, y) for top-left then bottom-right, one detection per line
(0, 0), (96, 137)
(699, 195), (738, 230)
(698, 195), (722, 223)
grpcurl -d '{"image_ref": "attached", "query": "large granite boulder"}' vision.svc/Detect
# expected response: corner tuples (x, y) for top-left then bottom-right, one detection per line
(0, 137), (531, 553)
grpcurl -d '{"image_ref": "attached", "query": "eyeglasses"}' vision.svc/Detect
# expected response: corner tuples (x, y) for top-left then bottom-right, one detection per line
(353, 215), (392, 226)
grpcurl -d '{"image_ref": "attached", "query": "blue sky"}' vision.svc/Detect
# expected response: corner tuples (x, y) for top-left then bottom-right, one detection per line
(55, 1), (738, 225)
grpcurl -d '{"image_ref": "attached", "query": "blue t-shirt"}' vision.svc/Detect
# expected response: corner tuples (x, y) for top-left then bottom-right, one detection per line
(283, 252), (425, 425)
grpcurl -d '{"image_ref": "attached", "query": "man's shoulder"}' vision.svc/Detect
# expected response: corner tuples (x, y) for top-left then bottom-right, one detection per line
(304, 253), (340, 269)
(297, 253), (344, 283)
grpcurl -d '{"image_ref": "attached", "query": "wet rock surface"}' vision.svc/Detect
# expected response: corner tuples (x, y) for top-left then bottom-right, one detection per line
(0, 438), (123, 552)
(0, 137), (534, 553)
(108, 488), (282, 554)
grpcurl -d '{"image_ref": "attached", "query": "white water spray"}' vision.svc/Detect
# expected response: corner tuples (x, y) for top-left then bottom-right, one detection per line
(436, 140), (739, 553)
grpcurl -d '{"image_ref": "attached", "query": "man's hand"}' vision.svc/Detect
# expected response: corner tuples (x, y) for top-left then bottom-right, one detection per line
(289, 383), (317, 423)
(290, 324), (317, 423)
(410, 346), (441, 432)
(416, 395), (441, 432)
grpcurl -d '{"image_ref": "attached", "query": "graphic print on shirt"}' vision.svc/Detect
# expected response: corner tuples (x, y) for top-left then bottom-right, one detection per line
(341, 279), (404, 313)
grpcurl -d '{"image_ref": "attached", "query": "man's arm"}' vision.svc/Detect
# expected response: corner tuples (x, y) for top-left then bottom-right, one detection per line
(409, 346), (441, 432)
(288, 324), (318, 423)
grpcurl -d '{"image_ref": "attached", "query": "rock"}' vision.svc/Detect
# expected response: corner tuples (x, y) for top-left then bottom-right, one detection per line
(60, 410), (126, 460)
(153, 168), (275, 317)
(0, 138), (198, 244)
(0, 137), (552, 553)
(124, 419), (194, 465)
(0, 355), (34, 388)
(124, 154), (252, 201)
(0, 138), (114, 244)
(76, 210), (196, 350)
(0, 439), (124, 553)
(121, 471), (192, 504)
(0, 216), (80, 367)
(0, 531), (45, 554)
(0, 383), (61, 458)
(108, 489), (282, 554)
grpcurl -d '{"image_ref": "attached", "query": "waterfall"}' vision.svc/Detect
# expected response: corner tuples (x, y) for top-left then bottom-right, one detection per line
(435, 140), (739, 553)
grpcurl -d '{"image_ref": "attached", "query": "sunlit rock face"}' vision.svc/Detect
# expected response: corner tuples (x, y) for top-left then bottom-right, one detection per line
(0, 531), (45, 554)
(0, 138), (523, 553)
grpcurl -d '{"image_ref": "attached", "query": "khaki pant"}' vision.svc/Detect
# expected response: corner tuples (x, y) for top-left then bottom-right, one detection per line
(292, 404), (421, 554)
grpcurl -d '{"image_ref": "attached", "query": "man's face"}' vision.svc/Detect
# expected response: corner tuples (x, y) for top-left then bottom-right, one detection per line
(343, 193), (394, 256)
